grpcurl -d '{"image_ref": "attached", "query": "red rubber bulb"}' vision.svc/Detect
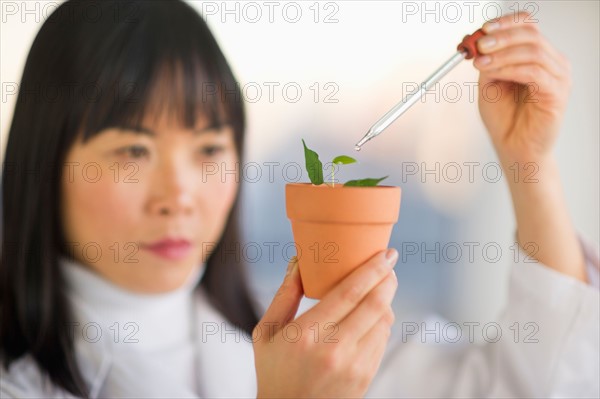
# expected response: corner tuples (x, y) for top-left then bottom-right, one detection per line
(457, 28), (486, 59)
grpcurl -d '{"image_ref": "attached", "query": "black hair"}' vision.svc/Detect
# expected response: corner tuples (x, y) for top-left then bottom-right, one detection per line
(0, 0), (259, 395)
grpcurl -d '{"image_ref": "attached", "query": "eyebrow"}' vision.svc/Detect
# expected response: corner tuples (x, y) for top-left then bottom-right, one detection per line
(113, 122), (229, 137)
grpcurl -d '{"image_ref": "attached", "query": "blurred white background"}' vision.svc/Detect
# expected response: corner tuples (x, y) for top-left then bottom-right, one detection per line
(1, 0), (598, 324)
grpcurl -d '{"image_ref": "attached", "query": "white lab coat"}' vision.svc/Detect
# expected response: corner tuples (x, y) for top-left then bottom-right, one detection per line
(1, 238), (599, 398)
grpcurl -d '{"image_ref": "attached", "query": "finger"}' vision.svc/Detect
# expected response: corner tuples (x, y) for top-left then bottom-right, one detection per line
(357, 308), (394, 348)
(476, 26), (568, 78)
(480, 63), (559, 97)
(477, 25), (542, 55)
(256, 257), (303, 338)
(474, 44), (564, 80)
(484, 10), (570, 71)
(482, 11), (539, 34)
(354, 310), (394, 381)
(336, 271), (397, 343)
(296, 248), (398, 329)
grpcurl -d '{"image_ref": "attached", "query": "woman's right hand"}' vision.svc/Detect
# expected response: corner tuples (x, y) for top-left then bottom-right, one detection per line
(253, 249), (399, 398)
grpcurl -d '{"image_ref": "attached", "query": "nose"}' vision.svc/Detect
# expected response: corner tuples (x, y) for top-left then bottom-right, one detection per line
(147, 160), (195, 217)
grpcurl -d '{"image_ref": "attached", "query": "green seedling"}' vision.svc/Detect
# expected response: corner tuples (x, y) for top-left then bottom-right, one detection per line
(302, 139), (388, 187)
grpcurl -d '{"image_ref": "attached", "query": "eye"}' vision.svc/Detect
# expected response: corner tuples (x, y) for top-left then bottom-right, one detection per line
(199, 145), (225, 157)
(117, 145), (149, 159)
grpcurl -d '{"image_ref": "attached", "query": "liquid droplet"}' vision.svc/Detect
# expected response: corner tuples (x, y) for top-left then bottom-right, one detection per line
(354, 145), (361, 152)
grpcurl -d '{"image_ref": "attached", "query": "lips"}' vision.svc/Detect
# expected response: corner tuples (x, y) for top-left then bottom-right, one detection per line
(140, 238), (193, 261)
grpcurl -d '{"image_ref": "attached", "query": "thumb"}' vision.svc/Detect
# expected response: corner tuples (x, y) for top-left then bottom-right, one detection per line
(257, 256), (303, 335)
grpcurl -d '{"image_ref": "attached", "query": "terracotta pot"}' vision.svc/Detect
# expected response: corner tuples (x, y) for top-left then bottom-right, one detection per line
(285, 183), (401, 299)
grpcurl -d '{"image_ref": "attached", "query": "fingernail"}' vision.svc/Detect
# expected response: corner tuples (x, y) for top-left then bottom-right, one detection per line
(385, 249), (398, 265)
(484, 21), (500, 32)
(478, 36), (496, 50)
(476, 55), (492, 66)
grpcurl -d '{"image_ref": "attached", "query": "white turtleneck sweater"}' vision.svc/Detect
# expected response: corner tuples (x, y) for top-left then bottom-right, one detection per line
(58, 256), (257, 398)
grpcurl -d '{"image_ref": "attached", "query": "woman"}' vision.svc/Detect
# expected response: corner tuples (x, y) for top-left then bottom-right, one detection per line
(1, 0), (598, 397)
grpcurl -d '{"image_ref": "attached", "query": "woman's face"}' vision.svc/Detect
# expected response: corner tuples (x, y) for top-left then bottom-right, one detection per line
(60, 111), (239, 293)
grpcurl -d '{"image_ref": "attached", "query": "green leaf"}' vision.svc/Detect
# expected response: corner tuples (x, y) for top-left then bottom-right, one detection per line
(302, 139), (324, 185)
(332, 155), (357, 165)
(343, 176), (388, 187)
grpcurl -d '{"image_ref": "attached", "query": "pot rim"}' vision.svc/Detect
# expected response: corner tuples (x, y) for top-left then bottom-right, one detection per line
(285, 182), (400, 190)
(285, 183), (401, 223)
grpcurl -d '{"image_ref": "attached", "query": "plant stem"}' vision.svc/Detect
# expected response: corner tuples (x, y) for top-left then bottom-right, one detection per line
(331, 164), (334, 187)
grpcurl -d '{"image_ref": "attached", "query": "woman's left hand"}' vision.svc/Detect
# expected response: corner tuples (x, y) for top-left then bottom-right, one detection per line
(473, 11), (588, 283)
(474, 11), (571, 165)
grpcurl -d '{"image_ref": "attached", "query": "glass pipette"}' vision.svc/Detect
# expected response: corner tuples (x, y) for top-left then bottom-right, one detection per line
(355, 28), (486, 151)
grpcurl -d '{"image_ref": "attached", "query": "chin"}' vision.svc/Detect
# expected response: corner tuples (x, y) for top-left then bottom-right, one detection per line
(122, 256), (199, 294)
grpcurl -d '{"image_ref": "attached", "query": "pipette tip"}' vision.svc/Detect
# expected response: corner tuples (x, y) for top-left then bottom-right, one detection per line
(354, 132), (374, 151)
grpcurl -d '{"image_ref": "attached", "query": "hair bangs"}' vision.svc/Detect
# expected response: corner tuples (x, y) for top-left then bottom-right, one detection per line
(74, 1), (243, 142)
